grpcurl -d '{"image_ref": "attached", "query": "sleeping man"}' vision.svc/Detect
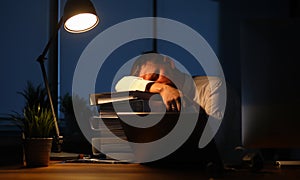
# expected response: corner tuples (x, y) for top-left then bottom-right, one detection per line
(114, 52), (226, 174)
(115, 52), (226, 122)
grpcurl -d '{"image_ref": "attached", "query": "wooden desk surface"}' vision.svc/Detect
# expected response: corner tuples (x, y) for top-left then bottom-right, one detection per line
(1, 161), (300, 180)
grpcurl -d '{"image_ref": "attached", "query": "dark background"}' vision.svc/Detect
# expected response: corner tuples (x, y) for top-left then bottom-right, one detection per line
(0, 0), (299, 163)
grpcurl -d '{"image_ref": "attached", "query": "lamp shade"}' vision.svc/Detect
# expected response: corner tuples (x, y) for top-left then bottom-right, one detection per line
(63, 0), (99, 33)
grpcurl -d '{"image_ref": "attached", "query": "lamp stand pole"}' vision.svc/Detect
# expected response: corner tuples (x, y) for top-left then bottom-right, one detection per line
(152, 0), (157, 52)
(36, 17), (64, 153)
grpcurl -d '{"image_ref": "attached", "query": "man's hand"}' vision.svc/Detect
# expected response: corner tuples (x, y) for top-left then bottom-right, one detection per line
(148, 83), (182, 111)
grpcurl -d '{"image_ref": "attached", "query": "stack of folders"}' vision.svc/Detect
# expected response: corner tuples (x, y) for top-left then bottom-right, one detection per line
(91, 115), (134, 161)
(89, 91), (162, 112)
(89, 91), (164, 161)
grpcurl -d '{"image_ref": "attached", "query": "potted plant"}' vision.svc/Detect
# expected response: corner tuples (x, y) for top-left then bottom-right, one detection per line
(10, 81), (54, 167)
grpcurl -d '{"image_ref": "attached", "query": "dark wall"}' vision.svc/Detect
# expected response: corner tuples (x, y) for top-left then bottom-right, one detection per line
(0, 0), (220, 116)
(219, 0), (290, 94)
(0, 0), (49, 115)
(59, 0), (220, 96)
(215, 0), (293, 163)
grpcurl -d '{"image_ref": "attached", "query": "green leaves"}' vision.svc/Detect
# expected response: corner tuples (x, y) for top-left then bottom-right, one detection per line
(23, 105), (54, 138)
(18, 81), (50, 110)
(9, 81), (54, 138)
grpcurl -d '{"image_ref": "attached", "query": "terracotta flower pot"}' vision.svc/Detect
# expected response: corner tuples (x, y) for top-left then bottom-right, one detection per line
(24, 138), (53, 167)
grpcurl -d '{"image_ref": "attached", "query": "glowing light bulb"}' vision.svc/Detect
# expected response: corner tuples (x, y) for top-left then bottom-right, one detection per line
(64, 13), (99, 33)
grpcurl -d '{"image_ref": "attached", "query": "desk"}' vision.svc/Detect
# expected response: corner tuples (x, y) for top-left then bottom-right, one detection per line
(1, 161), (300, 180)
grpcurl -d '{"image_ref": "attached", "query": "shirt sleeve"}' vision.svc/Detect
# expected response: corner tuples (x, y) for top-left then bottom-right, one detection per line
(193, 76), (226, 121)
(115, 76), (154, 92)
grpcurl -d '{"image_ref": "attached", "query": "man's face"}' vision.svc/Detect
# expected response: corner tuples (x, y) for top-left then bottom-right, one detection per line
(138, 61), (176, 88)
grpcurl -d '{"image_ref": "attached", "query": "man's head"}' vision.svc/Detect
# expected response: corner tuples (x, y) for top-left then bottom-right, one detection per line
(131, 53), (183, 88)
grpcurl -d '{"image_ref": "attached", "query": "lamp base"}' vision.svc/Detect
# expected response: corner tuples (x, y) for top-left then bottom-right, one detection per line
(52, 136), (64, 153)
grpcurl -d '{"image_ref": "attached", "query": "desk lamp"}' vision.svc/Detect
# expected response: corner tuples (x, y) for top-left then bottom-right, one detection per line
(36, 0), (99, 152)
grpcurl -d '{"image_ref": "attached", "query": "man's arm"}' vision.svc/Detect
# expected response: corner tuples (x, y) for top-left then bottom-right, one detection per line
(147, 82), (181, 111)
(115, 76), (181, 111)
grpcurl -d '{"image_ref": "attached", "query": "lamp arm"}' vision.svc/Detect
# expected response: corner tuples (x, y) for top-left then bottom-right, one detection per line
(36, 16), (65, 152)
(39, 16), (64, 59)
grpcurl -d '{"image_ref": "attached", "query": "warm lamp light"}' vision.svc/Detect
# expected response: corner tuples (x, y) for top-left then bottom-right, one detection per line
(36, 0), (99, 152)
(64, 13), (99, 33)
(63, 0), (99, 33)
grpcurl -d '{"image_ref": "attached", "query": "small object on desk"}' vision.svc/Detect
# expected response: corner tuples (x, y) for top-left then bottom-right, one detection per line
(276, 161), (300, 168)
(63, 157), (130, 164)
